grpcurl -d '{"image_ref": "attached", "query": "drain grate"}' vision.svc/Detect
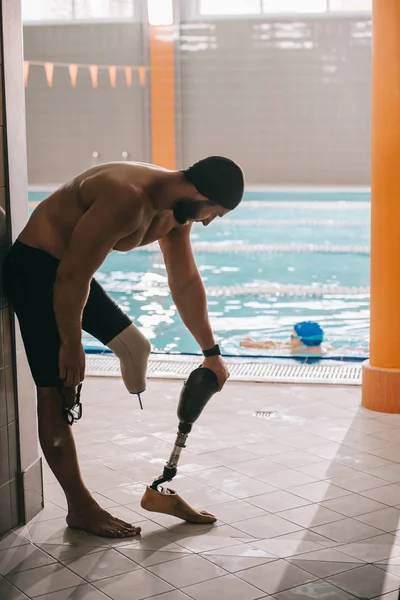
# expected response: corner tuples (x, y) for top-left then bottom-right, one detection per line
(86, 354), (362, 385)
(254, 411), (277, 418)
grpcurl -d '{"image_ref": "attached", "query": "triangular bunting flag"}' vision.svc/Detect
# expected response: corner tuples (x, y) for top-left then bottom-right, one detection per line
(44, 62), (54, 87)
(23, 61), (30, 87)
(68, 64), (78, 88)
(124, 66), (132, 87)
(138, 66), (146, 87)
(89, 65), (98, 89)
(108, 66), (117, 88)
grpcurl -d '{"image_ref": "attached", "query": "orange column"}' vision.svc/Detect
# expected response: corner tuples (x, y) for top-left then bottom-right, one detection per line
(362, 0), (400, 412)
(148, 25), (176, 169)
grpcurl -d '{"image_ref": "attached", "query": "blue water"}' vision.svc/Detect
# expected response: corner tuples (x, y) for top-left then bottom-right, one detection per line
(28, 190), (371, 357)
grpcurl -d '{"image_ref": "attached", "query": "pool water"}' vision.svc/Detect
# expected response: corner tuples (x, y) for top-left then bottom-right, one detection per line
(28, 190), (371, 357)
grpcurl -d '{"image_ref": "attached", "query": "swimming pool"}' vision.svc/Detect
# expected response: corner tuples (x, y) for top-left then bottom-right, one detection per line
(28, 189), (370, 358)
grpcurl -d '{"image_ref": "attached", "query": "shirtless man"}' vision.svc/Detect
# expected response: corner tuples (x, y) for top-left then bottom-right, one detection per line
(2, 156), (244, 538)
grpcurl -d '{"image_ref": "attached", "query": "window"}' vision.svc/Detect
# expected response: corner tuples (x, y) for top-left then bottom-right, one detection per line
(75, 0), (134, 19)
(263, 0), (327, 13)
(329, 0), (372, 11)
(22, 0), (73, 21)
(199, 0), (262, 16)
(198, 0), (372, 17)
(22, 0), (135, 22)
(147, 0), (174, 25)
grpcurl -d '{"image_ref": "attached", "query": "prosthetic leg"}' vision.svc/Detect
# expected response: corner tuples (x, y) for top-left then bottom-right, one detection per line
(141, 367), (220, 524)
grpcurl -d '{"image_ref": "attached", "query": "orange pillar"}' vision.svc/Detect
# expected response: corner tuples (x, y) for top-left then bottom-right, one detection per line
(362, 0), (400, 412)
(148, 25), (176, 169)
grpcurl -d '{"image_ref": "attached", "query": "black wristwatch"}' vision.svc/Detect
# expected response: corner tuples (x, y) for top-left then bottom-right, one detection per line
(202, 344), (221, 358)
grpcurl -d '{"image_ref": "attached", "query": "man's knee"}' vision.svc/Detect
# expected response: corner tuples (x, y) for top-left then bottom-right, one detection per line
(107, 324), (151, 394)
(36, 388), (69, 449)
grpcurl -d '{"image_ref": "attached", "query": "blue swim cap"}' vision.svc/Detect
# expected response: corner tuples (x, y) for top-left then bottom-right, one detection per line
(294, 321), (324, 347)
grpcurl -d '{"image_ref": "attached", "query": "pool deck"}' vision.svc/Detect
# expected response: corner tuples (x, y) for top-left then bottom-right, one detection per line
(2, 377), (400, 600)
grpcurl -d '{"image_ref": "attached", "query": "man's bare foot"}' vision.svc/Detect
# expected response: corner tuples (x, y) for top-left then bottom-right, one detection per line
(66, 503), (141, 538)
(141, 486), (217, 524)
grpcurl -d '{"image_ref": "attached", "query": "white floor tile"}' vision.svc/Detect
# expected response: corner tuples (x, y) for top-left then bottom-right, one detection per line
(30, 502), (67, 524)
(148, 554), (226, 587)
(201, 551), (275, 573)
(237, 559), (317, 594)
(361, 484), (400, 507)
(6, 563), (84, 597)
(356, 507), (400, 532)
(251, 538), (325, 559)
(367, 464), (400, 484)
(201, 499), (266, 524)
(277, 503), (345, 528)
(0, 545), (55, 575)
(234, 514), (302, 538)
(247, 491), (311, 513)
(38, 544), (105, 563)
(311, 517), (384, 543)
(289, 481), (349, 502)
(182, 574), (265, 600)
(32, 583), (111, 599)
(218, 478), (277, 500)
(93, 568), (173, 600)
(295, 461), (358, 481)
(337, 534), (400, 562)
(229, 458), (287, 478)
(256, 469), (318, 489)
(331, 472), (388, 493)
(288, 557), (362, 578)
(327, 564), (400, 598)
(64, 548), (140, 582)
(320, 493), (387, 517)
(0, 577), (29, 600)
(117, 547), (190, 567)
(269, 451), (322, 469)
(0, 532), (30, 552)
(273, 579), (363, 599)
(159, 534), (240, 553)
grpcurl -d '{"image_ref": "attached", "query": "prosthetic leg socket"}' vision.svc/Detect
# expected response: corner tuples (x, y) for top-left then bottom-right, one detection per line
(107, 324), (151, 409)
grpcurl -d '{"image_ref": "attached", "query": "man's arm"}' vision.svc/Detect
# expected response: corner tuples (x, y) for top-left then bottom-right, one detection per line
(159, 225), (229, 388)
(159, 224), (215, 350)
(55, 179), (140, 385)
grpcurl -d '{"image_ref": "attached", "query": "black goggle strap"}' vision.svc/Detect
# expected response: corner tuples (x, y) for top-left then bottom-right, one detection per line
(61, 383), (83, 426)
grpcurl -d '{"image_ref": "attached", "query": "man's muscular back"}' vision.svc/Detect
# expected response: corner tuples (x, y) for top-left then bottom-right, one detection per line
(19, 162), (180, 259)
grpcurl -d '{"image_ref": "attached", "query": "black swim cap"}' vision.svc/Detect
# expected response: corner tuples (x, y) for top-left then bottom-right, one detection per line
(183, 156), (244, 210)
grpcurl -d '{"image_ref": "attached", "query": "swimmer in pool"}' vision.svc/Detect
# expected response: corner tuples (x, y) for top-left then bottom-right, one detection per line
(2, 157), (244, 538)
(241, 321), (326, 355)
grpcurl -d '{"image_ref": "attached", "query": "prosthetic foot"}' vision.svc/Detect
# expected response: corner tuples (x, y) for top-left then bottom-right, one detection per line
(141, 486), (216, 524)
(141, 367), (219, 522)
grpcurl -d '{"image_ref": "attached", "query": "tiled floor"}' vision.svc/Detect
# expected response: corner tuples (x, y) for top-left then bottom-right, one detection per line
(2, 376), (400, 599)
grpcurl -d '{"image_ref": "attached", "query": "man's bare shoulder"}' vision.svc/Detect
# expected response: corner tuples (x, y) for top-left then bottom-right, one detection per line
(70, 161), (167, 190)
(76, 164), (151, 214)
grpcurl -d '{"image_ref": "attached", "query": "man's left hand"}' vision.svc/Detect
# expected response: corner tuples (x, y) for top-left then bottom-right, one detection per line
(202, 355), (230, 390)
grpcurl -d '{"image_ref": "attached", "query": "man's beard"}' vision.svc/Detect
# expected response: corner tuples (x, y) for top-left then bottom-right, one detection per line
(173, 198), (202, 225)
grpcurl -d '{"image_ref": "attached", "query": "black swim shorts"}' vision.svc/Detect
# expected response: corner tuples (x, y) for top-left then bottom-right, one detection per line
(2, 241), (132, 388)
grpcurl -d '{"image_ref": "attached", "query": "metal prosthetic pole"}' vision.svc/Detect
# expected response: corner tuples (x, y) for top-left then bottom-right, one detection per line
(150, 367), (219, 492)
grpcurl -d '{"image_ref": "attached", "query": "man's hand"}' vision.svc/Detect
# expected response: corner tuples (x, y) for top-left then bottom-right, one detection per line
(202, 355), (229, 390)
(59, 342), (86, 387)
